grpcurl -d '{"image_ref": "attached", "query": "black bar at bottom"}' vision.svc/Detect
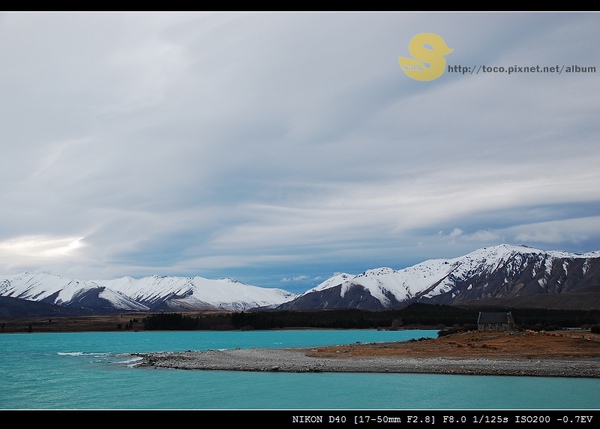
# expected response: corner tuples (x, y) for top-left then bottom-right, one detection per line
(1, 409), (599, 427)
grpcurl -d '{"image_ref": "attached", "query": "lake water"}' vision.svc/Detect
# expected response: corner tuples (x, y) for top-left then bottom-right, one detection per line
(0, 329), (598, 410)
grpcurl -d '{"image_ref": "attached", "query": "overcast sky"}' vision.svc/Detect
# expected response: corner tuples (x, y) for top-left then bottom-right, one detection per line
(0, 11), (598, 293)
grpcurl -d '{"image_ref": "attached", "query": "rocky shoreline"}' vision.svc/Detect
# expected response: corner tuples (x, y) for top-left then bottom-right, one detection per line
(133, 347), (600, 378)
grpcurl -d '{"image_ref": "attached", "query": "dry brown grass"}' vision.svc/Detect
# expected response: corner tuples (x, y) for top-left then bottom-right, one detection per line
(306, 330), (600, 360)
(0, 313), (153, 333)
(0, 311), (232, 333)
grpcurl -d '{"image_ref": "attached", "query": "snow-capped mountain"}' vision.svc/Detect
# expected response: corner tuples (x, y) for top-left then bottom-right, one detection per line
(0, 273), (297, 313)
(277, 244), (600, 310)
(2, 244), (599, 315)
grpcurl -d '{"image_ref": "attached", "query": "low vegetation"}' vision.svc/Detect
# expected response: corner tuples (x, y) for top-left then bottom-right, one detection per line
(3, 303), (599, 333)
(140, 303), (600, 332)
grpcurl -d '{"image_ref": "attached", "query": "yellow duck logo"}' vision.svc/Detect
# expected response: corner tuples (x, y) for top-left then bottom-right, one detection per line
(399, 33), (453, 81)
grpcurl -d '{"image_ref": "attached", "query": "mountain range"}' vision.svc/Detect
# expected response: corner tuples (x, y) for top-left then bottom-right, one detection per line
(280, 244), (600, 311)
(0, 273), (296, 317)
(1, 244), (599, 317)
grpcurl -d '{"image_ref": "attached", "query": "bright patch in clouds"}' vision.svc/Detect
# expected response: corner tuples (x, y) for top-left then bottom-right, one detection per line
(0, 236), (85, 258)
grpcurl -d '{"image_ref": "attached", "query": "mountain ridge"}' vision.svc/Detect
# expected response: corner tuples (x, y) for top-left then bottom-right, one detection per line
(0, 272), (297, 314)
(277, 244), (600, 311)
(1, 244), (599, 316)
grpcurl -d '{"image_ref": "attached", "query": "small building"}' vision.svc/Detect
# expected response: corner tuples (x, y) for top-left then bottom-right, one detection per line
(477, 311), (515, 332)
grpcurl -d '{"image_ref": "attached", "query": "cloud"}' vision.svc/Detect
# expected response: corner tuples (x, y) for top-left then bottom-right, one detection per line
(0, 235), (84, 256)
(0, 235), (87, 272)
(0, 12), (598, 289)
(281, 275), (309, 283)
(512, 216), (600, 245)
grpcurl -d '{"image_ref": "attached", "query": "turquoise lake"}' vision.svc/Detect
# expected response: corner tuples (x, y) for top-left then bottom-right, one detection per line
(0, 329), (598, 410)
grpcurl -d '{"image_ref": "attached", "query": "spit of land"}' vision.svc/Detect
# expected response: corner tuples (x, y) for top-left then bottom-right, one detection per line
(134, 330), (600, 378)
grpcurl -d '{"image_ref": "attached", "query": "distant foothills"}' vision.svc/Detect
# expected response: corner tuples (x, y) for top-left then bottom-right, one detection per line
(1, 244), (600, 321)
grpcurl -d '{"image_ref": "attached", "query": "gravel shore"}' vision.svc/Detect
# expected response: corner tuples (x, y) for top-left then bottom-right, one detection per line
(133, 347), (600, 378)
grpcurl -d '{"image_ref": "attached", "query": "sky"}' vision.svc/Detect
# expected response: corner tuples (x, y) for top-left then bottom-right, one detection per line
(0, 11), (598, 293)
